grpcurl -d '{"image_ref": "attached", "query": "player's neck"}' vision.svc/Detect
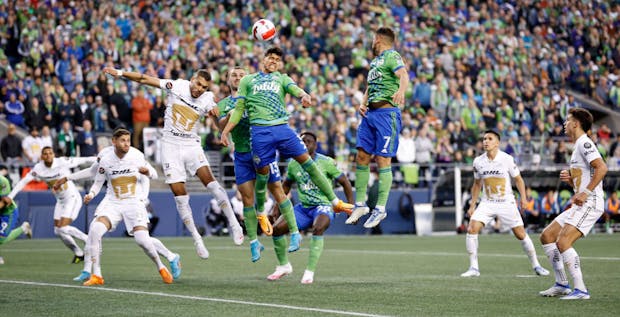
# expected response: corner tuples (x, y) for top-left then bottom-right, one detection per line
(44, 160), (53, 168)
(485, 149), (498, 160)
(573, 130), (585, 141)
(377, 45), (391, 55)
(114, 149), (126, 159)
(309, 151), (316, 159)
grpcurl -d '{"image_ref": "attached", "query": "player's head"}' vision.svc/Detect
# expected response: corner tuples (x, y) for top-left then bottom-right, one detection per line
(41, 146), (55, 166)
(189, 69), (211, 98)
(482, 129), (500, 152)
(263, 47), (284, 73)
(300, 131), (318, 155)
(565, 107), (593, 139)
(228, 66), (246, 91)
(112, 128), (131, 154)
(373, 27), (395, 56)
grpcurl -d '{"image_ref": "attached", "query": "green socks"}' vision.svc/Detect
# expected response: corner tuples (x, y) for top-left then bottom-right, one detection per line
(355, 164), (370, 204)
(301, 158), (337, 201)
(279, 199), (298, 233)
(272, 235), (289, 265)
(255, 173), (269, 213)
(306, 236), (324, 272)
(377, 166), (393, 208)
(0, 227), (24, 245)
(243, 206), (258, 241)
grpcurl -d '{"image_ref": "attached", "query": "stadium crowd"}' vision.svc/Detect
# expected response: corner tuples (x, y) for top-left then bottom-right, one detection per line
(2, 0), (620, 180)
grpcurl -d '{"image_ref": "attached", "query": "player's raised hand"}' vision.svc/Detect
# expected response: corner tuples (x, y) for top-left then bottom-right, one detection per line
(53, 177), (67, 191)
(138, 167), (149, 175)
(559, 169), (571, 184)
(208, 107), (220, 118)
(103, 67), (121, 78)
(84, 193), (94, 205)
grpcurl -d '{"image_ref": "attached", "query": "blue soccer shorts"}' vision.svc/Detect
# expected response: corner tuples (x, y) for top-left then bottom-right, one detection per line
(357, 107), (402, 157)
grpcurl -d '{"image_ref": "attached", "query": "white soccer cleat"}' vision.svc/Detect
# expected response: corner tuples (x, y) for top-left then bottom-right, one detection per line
(460, 267), (480, 277)
(534, 266), (550, 276)
(539, 283), (572, 297)
(560, 289), (590, 300)
(267, 263), (293, 281)
(345, 206), (369, 225)
(301, 270), (314, 284)
(22, 222), (32, 238)
(194, 240), (210, 259)
(363, 209), (387, 228)
(231, 225), (244, 246)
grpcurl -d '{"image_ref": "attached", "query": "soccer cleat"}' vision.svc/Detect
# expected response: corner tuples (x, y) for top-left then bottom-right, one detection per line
(363, 209), (387, 228)
(539, 282), (572, 297)
(460, 267), (480, 277)
(170, 254), (182, 280)
(301, 270), (314, 284)
(560, 289), (590, 300)
(288, 232), (302, 253)
(83, 274), (104, 286)
(22, 222), (32, 239)
(71, 255), (85, 264)
(250, 240), (264, 262)
(194, 240), (210, 259)
(159, 267), (173, 284)
(345, 206), (369, 224)
(231, 225), (244, 246)
(73, 271), (91, 282)
(257, 214), (273, 236)
(534, 266), (550, 276)
(267, 263), (293, 281)
(333, 200), (354, 215)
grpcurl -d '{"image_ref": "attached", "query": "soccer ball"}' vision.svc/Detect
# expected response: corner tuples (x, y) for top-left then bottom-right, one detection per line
(252, 19), (277, 42)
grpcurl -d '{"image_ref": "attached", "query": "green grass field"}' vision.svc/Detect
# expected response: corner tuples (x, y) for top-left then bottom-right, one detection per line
(0, 234), (618, 316)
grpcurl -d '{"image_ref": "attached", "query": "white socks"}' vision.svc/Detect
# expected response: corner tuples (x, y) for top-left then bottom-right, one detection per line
(87, 221), (108, 277)
(134, 230), (165, 270)
(519, 235), (541, 268)
(465, 233), (479, 270)
(206, 181), (241, 230)
(174, 195), (202, 242)
(542, 243), (568, 285)
(562, 247), (586, 291)
(151, 237), (176, 261)
(55, 226), (84, 257)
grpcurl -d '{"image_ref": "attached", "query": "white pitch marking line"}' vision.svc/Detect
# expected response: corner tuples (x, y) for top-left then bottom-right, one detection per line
(0, 279), (392, 317)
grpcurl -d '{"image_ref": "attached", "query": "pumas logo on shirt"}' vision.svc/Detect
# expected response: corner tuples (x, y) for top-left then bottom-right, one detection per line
(111, 169), (132, 175)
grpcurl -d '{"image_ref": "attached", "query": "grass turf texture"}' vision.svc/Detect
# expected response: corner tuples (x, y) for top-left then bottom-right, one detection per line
(0, 234), (618, 316)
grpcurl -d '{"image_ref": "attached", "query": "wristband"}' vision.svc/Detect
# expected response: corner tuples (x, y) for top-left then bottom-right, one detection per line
(116, 70), (123, 77)
(583, 188), (593, 196)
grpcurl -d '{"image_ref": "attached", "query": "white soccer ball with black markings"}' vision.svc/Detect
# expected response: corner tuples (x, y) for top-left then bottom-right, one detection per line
(252, 19), (277, 42)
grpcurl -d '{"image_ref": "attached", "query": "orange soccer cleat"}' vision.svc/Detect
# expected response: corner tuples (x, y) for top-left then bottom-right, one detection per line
(333, 200), (354, 215)
(257, 214), (273, 236)
(159, 268), (173, 284)
(83, 275), (104, 286)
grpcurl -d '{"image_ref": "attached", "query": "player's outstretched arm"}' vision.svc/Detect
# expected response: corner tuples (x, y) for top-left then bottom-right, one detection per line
(8, 173), (35, 199)
(513, 175), (528, 210)
(336, 174), (354, 204)
(102, 67), (161, 89)
(220, 99), (246, 147)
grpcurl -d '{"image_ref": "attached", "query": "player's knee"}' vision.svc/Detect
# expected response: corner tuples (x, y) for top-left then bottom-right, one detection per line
(312, 227), (327, 236)
(54, 226), (62, 236)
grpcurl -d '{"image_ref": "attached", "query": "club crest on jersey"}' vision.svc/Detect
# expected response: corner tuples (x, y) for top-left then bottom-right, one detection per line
(584, 142), (592, 149)
(166, 82), (173, 89)
(98, 167), (105, 174)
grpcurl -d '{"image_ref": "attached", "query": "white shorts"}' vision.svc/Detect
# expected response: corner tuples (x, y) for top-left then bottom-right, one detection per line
(94, 199), (149, 234)
(54, 194), (83, 221)
(471, 200), (524, 229)
(160, 139), (209, 184)
(554, 198), (603, 237)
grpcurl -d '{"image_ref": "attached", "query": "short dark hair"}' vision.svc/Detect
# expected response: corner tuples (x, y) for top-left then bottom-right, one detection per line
(483, 129), (501, 141)
(41, 146), (53, 155)
(568, 108), (593, 133)
(112, 127), (131, 139)
(376, 27), (396, 44)
(300, 131), (317, 141)
(265, 46), (284, 58)
(195, 69), (211, 81)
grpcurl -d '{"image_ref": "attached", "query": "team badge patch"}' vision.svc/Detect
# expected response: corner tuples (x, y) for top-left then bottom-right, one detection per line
(98, 167), (105, 174)
(166, 82), (173, 89)
(584, 142), (592, 149)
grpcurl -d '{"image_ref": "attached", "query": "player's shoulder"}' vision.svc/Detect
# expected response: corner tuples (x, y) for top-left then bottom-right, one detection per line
(316, 153), (334, 164)
(473, 153), (486, 165)
(577, 135), (596, 150)
(128, 147), (145, 159)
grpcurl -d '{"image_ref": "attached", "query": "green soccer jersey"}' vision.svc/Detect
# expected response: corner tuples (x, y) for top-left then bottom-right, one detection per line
(218, 96), (251, 153)
(0, 175), (16, 215)
(286, 153), (342, 207)
(237, 72), (299, 126)
(367, 49), (405, 106)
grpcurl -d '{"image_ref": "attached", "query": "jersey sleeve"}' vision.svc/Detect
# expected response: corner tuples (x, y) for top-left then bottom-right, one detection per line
(580, 139), (602, 164)
(217, 98), (228, 119)
(324, 157), (343, 180)
(237, 76), (250, 98)
(472, 159), (481, 179)
(282, 74), (301, 96)
(159, 79), (175, 91)
(387, 51), (406, 73)
(507, 155), (520, 177)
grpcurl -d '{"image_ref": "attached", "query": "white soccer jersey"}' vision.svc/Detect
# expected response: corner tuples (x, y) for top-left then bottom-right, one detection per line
(91, 148), (147, 203)
(159, 79), (216, 144)
(9, 156), (97, 201)
(473, 151), (520, 203)
(570, 134), (604, 198)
